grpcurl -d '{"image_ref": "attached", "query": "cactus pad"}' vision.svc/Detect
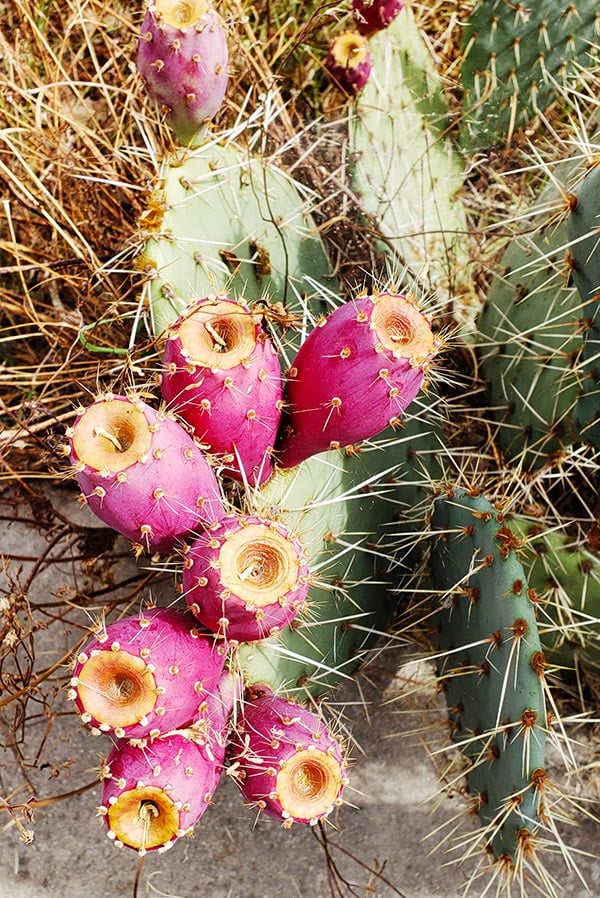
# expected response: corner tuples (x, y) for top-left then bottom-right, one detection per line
(459, 2), (600, 149)
(430, 487), (547, 865)
(140, 140), (336, 338)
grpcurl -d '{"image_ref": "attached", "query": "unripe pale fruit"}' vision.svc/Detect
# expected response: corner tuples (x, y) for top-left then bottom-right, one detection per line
(276, 293), (437, 468)
(324, 32), (372, 94)
(228, 687), (348, 826)
(67, 393), (225, 553)
(160, 296), (283, 487)
(182, 514), (310, 642)
(99, 729), (225, 854)
(352, 0), (403, 36)
(137, 0), (229, 146)
(69, 607), (225, 740)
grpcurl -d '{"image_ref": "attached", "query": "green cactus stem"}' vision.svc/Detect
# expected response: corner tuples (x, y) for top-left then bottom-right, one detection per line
(567, 159), (600, 446)
(139, 137), (337, 341)
(235, 407), (444, 699)
(509, 516), (600, 680)
(430, 486), (548, 867)
(348, 6), (476, 331)
(477, 169), (583, 471)
(459, 1), (600, 150)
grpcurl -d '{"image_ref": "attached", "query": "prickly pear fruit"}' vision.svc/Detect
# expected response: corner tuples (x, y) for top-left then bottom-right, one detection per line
(228, 686), (347, 826)
(137, 0), (229, 146)
(160, 296), (283, 486)
(182, 515), (310, 642)
(67, 393), (225, 553)
(352, 0), (403, 36)
(324, 32), (372, 94)
(69, 607), (225, 740)
(99, 728), (225, 854)
(276, 293), (437, 469)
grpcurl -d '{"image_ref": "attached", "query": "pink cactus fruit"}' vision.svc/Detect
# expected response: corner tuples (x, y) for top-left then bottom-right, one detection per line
(160, 296), (283, 487)
(137, 0), (229, 146)
(352, 0), (403, 36)
(228, 687), (348, 826)
(69, 607), (226, 741)
(182, 514), (310, 642)
(67, 393), (225, 554)
(99, 729), (225, 854)
(324, 32), (372, 94)
(276, 293), (438, 469)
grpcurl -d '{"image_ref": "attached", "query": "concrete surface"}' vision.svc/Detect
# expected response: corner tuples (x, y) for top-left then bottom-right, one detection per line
(1, 484), (599, 898)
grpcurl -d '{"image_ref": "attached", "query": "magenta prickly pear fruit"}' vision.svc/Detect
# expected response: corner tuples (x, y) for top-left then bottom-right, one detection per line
(352, 0), (403, 36)
(276, 293), (437, 468)
(67, 393), (225, 553)
(229, 687), (348, 826)
(160, 296), (283, 487)
(69, 607), (226, 740)
(182, 515), (310, 642)
(324, 32), (372, 94)
(137, 0), (229, 146)
(99, 729), (225, 854)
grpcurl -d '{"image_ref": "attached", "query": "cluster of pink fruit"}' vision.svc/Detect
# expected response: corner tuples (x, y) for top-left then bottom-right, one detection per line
(325, 0), (404, 94)
(65, 290), (435, 853)
(69, 607), (347, 854)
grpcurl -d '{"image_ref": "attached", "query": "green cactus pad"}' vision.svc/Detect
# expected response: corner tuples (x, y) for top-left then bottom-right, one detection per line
(140, 140), (337, 339)
(430, 487), (547, 864)
(477, 172), (583, 470)
(567, 161), (600, 446)
(349, 7), (475, 330)
(459, 2), (600, 150)
(509, 516), (600, 677)
(235, 408), (444, 698)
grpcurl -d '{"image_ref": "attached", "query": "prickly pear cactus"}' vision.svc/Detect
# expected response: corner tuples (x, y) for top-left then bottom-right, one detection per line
(567, 159), (600, 446)
(509, 516), (600, 678)
(459, 1), (600, 150)
(430, 487), (548, 866)
(349, 7), (475, 328)
(236, 407), (444, 698)
(140, 139), (337, 340)
(477, 168), (583, 470)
